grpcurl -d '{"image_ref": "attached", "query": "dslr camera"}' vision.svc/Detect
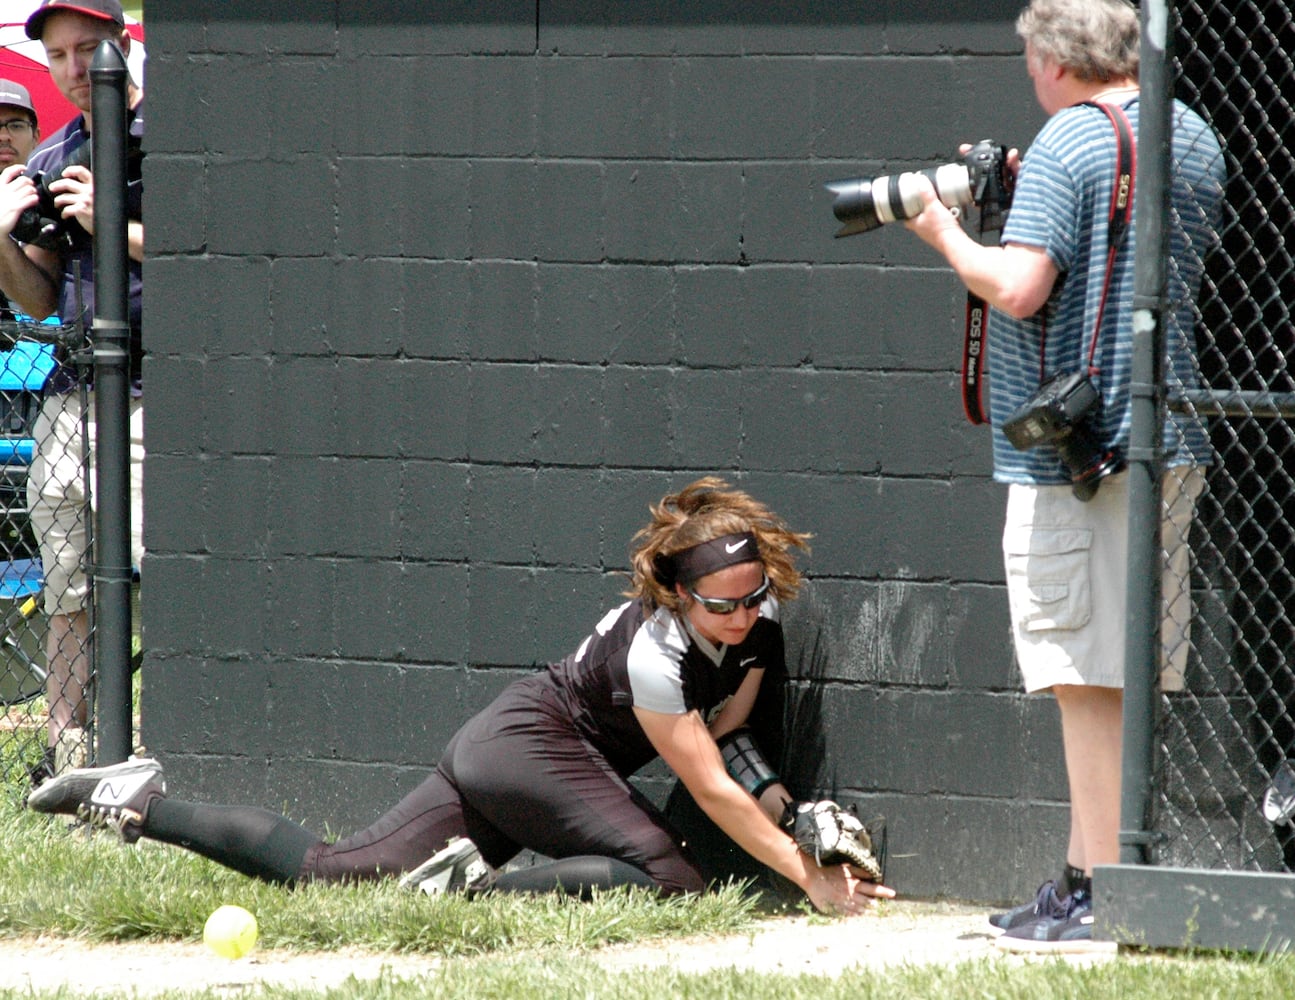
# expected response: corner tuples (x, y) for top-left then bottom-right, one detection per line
(10, 141), (94, 250)
(826, 140), (1013, 237)
(1001, 371), (1126, 501)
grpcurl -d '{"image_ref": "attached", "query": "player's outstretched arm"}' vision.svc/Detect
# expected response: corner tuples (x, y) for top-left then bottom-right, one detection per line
(636, 705), (895, 914)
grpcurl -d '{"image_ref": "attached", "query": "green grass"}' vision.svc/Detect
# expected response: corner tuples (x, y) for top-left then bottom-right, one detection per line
(3, 792), (1295, 999)
(0, 726), (43, 788)
(0, 804), (760, 955)
(283, 956), (1295, 1000)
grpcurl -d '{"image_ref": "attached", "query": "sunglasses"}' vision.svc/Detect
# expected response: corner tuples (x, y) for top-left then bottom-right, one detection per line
(688, 575), (770, 615)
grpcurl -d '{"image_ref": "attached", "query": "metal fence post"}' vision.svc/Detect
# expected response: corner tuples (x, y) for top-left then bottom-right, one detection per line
(90, 39), (133, 765)
(1119, 0), (1174, 867)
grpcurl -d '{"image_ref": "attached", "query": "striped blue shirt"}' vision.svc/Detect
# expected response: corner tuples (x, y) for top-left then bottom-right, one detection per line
(989, 99), (1225, 484)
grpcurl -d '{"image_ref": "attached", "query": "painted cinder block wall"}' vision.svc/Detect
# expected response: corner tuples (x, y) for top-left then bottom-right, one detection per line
(140, 1), (1055, 903)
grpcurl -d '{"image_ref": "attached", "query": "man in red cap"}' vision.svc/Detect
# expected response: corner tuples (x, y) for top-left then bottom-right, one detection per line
(0, 0), (144, 784)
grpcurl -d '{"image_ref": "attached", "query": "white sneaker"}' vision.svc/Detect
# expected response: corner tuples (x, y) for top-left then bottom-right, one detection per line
(398, 837), (492, 895)
(1263, 760), (1295, 824)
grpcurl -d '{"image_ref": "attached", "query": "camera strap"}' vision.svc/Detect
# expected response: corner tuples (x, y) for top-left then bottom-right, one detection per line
(1077, 101), (1136, 376)
(960, 202), (1004, 425)
(960, 101), (1135, 424)
(961, 292), (990, 424)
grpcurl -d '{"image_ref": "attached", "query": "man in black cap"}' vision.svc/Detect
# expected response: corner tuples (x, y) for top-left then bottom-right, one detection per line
(0, 0), (143, 783)
(0, 80), (40, 170)
(0, 80), (39, 316)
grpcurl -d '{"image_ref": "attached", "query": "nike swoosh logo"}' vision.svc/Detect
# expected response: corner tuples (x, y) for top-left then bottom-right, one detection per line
(725, 539), (749, 554)
(740, 657), (758, 667)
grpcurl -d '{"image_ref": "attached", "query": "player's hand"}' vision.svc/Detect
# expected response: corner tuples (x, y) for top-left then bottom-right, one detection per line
(805, 861), (896, 916)
(49, 164), (95, 235)
(0, 163), (38, 238)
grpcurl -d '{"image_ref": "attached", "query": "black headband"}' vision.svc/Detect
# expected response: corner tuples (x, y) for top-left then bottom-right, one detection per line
(658, 531), (760, 587)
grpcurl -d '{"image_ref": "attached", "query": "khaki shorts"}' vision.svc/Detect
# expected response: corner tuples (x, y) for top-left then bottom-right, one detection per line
(1003, 467), (1204, 693)
(26, 392), (145, 617)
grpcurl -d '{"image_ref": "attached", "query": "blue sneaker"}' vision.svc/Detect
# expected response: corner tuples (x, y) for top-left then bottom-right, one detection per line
(988, 880), (1071, 931)
(995, 890), (1110, 954)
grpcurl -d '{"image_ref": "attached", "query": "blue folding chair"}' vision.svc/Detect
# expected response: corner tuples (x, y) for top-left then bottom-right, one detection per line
(0, 337), (56, 706)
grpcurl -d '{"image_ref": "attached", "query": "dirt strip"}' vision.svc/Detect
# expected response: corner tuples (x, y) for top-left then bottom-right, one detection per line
(0, 900), (1117, 995)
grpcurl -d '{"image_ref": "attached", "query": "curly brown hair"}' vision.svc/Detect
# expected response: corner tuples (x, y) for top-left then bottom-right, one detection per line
(626, 477), (811, 613)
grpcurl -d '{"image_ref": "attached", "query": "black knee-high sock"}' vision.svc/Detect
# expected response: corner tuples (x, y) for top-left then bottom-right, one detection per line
(144, 799), (323, 884)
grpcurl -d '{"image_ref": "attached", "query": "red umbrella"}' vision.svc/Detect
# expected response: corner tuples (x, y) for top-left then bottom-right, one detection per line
(0, 2), (144, 134)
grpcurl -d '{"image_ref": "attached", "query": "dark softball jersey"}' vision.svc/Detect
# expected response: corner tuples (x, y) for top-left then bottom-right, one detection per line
(546, 595), (787, 775)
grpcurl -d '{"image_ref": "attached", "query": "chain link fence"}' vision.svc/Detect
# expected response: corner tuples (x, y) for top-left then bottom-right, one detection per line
(0, 318), (94, 793)
(1151, 0), (1295, 873)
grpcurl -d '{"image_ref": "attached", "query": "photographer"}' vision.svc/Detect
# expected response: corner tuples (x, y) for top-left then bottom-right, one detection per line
(902, 0), (1223, 950)
(0, 0), (143, 786)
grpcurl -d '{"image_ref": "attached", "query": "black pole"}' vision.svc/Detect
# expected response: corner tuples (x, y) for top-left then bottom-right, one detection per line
(1119, 0), (1174, 866)
(89, 39), (133, 766)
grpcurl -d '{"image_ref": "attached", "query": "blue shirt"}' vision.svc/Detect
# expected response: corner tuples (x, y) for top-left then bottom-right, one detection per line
(989, 99), (1225, 484)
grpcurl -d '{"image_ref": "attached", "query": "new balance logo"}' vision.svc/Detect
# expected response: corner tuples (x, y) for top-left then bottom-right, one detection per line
(94, 775), (147, 806)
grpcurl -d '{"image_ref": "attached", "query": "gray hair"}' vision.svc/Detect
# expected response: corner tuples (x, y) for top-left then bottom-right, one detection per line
(1017, 0), (1140, 82)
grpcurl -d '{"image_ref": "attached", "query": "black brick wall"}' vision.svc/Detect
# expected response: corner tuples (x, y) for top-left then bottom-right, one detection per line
(141, 1), (1055, 903)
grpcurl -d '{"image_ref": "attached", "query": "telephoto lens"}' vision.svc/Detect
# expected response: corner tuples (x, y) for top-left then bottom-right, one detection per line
(826, 163), (975, 237)
(826, 140), (1011, 238)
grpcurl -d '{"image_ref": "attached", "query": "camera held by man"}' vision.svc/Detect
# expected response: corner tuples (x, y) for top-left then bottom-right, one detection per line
(11, 141), (94, 250)
(826, 140), (1014, 238)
